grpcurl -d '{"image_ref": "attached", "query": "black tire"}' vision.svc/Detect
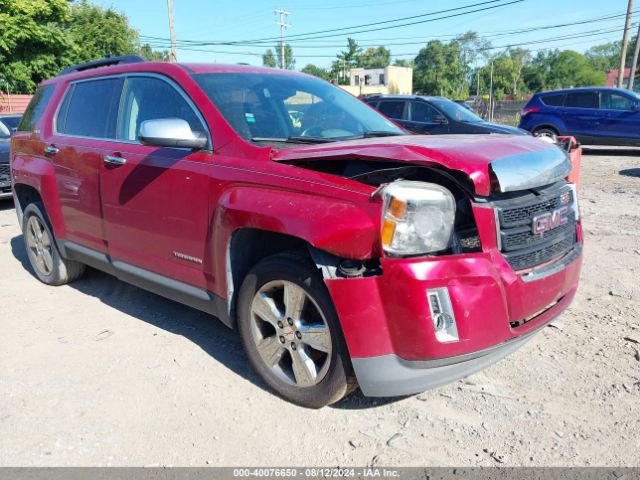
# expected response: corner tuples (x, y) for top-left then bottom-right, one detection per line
(22, 202), (85, 286)
(533, 126), (558, 141)
(237, 253), (357, 408)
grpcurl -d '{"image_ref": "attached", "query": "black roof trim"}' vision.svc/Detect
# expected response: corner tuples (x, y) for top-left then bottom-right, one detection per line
(58, 56), (146, 76)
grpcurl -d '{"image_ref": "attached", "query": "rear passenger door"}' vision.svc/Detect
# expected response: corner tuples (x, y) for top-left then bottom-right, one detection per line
(99, 74), (212, 289)
(51, 77), (123, 253)
(376, 100), (408, 129)
(561, 91), (601, 139)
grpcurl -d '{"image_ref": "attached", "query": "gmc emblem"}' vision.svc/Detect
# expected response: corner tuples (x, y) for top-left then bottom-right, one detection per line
(532, 206), (569, 234)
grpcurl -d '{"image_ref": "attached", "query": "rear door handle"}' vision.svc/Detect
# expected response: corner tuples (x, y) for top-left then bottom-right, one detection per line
(104, 155), (127, 167)
(44, 146), (59, 155)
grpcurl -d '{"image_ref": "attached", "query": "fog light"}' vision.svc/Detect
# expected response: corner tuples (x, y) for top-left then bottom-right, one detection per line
(427, 287), (459, 342)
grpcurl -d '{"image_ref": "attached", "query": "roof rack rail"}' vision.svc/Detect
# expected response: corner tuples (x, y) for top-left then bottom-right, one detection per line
(58, 55), (146, 76)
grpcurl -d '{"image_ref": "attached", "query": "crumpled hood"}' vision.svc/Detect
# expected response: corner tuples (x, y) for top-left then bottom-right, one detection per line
(272, 134), (571, 196)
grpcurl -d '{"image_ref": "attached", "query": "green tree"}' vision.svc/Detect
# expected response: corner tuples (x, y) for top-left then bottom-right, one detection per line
(138, 43), (169, 62)
(301, 64), (331, 81)
(585, 42), (620, 72)
(393, 58), (414, 68)
(0, 0), (71, 93)
(413, 40), (463, 97)
(66, 0), (139, 63)
(262, 49), (277, 68)
(335, 38), (361, 84)
(358, 46), (391, 68)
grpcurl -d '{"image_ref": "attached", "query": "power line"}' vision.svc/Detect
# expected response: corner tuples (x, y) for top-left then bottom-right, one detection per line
(142, 10), (639, 50)
(146, 26), (632, 60)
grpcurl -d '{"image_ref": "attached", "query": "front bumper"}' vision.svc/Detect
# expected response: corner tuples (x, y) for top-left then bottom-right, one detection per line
(325, 240), (582, 397)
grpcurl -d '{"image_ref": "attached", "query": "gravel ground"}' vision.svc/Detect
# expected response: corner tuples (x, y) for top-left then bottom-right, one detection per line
(0, 148), (639, 467)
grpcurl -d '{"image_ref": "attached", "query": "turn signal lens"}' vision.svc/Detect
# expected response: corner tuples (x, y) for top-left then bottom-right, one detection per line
(381, 218), (396, 246)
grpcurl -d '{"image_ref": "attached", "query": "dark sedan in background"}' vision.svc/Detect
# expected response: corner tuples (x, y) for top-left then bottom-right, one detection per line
(0, 114), (21, 199)
(364, 94), (527, 135)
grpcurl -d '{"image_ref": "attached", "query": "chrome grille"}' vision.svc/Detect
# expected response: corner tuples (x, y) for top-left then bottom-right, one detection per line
(493, 183), (578, 271)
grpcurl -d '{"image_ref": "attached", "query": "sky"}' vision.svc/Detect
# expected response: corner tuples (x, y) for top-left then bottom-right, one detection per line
(95, 0), (634, 68)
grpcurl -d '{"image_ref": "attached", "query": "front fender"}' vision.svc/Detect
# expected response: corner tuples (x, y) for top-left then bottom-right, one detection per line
(213, 186), (379, 260)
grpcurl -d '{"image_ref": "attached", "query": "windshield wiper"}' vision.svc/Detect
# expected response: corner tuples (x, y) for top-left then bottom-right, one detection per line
(357, 131), (405, 138)
(251, 136), (336, 144)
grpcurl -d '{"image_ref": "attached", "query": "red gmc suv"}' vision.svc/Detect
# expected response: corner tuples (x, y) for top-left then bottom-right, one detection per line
(10, 56), (583, 408)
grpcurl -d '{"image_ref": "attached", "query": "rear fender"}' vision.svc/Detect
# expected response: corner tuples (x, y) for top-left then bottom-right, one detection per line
(12, 155), (65, 238)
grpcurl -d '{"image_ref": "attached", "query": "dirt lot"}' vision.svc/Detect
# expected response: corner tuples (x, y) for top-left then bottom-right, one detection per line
(1, 149), (639, 467)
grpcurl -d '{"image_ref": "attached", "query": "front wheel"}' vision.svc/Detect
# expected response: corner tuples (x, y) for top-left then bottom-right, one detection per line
(237, 253), (356, 408)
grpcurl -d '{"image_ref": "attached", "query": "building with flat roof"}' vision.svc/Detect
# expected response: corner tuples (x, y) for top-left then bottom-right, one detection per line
(340, 65), (413, 97)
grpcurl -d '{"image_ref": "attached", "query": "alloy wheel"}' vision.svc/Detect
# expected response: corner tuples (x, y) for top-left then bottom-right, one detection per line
(26, 216), (54, 276)
(249, 280), (332, 388)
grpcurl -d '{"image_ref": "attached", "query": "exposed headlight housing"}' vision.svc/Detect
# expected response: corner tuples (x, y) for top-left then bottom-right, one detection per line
(380, 181), (456, 256)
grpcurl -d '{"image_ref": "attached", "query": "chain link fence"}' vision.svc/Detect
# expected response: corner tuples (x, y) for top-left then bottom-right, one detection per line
(470, 99), (527, 126)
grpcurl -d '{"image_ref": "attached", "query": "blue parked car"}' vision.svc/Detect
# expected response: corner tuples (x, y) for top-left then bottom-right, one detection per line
(519, 87), (640, 146)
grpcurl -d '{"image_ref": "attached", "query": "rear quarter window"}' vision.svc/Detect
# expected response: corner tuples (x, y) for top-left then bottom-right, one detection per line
(18, 86), (55, 132)
(540, 94), (565, 107)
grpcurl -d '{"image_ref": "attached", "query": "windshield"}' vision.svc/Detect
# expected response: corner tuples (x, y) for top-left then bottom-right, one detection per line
(431, 98), (484, 123)
(192, 72), (404, 145)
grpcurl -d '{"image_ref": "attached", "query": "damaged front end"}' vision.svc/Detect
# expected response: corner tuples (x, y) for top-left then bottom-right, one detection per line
(273, 135), (583, 397)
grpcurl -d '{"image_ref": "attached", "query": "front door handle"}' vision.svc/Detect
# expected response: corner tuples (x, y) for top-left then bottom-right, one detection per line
(44, 145), (59, 155)
(104, 155), (127, 167)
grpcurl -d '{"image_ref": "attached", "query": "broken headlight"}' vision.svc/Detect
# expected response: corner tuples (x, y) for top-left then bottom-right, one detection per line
(380, 181), (456, 256)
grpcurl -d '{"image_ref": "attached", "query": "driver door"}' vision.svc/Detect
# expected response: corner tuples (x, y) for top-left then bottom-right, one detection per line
(99, 74), (212, 289)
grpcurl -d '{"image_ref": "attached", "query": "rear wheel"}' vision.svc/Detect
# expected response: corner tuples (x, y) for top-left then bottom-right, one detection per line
(237, 253), (356, 408)
(533, 126), (558, 141)
(22, 203), (85, 285)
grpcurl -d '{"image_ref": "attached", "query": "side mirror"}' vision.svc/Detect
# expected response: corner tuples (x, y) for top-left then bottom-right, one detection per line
(139, 118), (208, 150)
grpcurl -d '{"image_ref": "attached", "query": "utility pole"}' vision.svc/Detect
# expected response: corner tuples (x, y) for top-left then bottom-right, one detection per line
(167, 0), (177, 63)
(275, 8), (291, 69)
(489, 60), (494, 122)
(629, 22), (640, 90)
(618, 0), (634, 88)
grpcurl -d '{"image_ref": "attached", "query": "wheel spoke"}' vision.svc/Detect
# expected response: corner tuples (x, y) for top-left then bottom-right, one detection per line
(41, 249), (54, 273)
(290, 347), (317, 387)
(35, 253), (45, 273)
(41, 232), (51, 249)
(284, 282), (306, 321)
(26, 232), (37, 249)
(257, 336), (286, 367)
(29, 220), (39, 242)
(252, 292), (282, 327)
(299, 323), (331, 353)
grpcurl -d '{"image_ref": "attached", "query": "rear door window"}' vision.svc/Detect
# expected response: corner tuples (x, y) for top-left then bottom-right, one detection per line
(57, 78), (121, 138)
(540, 94), (565, 107)
(377, 100), (406, 120)
(565, 92), (599, 109)
(18, 85), (55, 132)
(409, 101), (439, 123)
